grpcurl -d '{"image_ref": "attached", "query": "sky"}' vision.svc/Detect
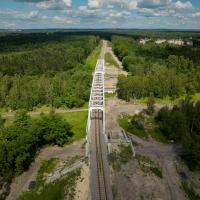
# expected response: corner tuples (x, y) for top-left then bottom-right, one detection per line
(0, 0), (200, 29)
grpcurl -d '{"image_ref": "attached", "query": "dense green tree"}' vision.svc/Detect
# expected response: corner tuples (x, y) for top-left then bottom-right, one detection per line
(117, 75), (131, 101)
(147, 93), (155, 115)
(0, 114), (5, 127)
(34, 111), (73, 146)
(131, 113), (145, 130)
(156, 98), (200, 170)
(167, 55), (194, 74)
(13, 109), (30, 127)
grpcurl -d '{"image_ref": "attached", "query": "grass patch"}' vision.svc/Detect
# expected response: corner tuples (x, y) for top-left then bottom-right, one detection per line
(18, 156), (81, 200)
(62, 156), (84, 169)
(18, 169), (81, 200)
(0, 107), (9, 114)
(192, 93), (200, 101)
(118, 113), (168, 143)
(33, 105), (53, 112)
(136, 93), (200, 104)
(85, 42), (101, 70)
(136, 154), (154, 165)
(182, 181), (200, 200)
(118, 113), (148, 139)
(80, 102), (89, 109)
(37, 158), (58, 186)
(150, 166), (163, 178)
(105, 52), (120, 68)
(136, 154), (163, 178)
(110, 144), (132, 171)
(107, 41), (112, 47)
(59, 111), (87, 141)
(3, 116), (13, 126)
(149, 128), (168, 143)
(105, 92), (116, 98)
(136, 96), (174, 104)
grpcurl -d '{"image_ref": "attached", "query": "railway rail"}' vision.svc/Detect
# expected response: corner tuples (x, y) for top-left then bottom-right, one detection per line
(94, 110), (108, 200)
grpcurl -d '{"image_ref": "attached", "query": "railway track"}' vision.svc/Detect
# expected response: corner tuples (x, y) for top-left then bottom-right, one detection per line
(94, 110), (108, 200)
(88, 41), (113, 200)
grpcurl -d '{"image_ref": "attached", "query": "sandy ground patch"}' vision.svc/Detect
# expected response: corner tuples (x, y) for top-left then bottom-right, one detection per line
(105, 96), (187, 200)
(74, 163), (89, 200)
(7, 140), (85, 200)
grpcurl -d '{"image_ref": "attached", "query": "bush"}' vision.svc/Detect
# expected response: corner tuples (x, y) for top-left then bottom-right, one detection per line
(34, 111), (73, 146)
(147, 93), (155, 115)
(118, 114), (147, 138)
(131, 113), (145, 130)
(182, 181), (200, 200)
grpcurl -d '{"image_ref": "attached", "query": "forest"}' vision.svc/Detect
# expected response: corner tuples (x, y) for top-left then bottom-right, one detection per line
(156, 97), (200, 170)
(112, 36), (200, 100)
(0, 34), (100, 110)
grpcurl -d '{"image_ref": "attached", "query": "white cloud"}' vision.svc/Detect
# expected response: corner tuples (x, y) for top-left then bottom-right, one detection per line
(0, 21), (18, 29)
(109, 10), (131, 17)
(137, 0), (172, 8)
(192, 12), (200, 17)
(52, 15), (78, 24)
(128, 1), (137, 9)
(37, 0), (72, 10)
(0, 9), (41, 20)
(175, 1), (192, 10)
(87, 0), (138, 9)
(41, 15), (48, 20)
(14, 0), (48, 2)
(28, 10), (39, 18)
(63, 0), (71, 7)
(88, 0), (100, 8)
(52, 16), (63, 22)
(1, 0), (200, 29)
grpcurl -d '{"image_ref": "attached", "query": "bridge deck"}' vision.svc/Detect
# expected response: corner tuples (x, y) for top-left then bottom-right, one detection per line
(87, 41), (113, 200)
(90, 110), (113, 200)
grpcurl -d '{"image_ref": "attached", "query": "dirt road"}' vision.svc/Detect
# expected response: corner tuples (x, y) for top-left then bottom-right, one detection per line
(104, 46), (127, 92)
(2, 108), (88, 118)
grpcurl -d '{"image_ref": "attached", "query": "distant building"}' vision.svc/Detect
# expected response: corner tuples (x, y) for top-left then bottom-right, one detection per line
(154, 38), (193, 46)
(185, 40), (193, 46)
(139, 38), (151, 44)
(155, 39), (166, 44)
(167, 39), (184, 45)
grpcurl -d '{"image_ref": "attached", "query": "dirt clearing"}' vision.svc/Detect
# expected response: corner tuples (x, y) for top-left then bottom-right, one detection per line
(104, 46), (187, 200)
(7, 140), (85, 200)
